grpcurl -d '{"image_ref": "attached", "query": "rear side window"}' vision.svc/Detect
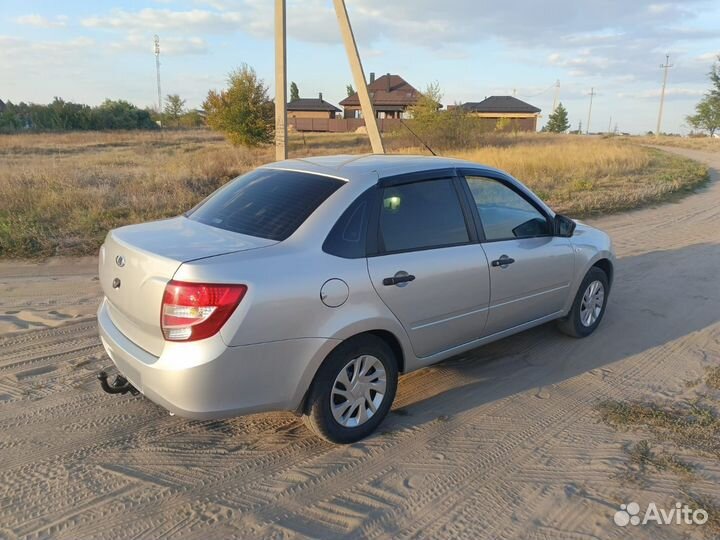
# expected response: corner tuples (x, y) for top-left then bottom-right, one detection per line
(323, 188), (373, 259)
(378, 178), (469, 253)
(188, 169), (344, 241)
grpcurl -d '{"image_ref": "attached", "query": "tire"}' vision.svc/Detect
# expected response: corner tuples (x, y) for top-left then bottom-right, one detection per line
(303, 335), (398, 444)
(557, 266), (609, 338)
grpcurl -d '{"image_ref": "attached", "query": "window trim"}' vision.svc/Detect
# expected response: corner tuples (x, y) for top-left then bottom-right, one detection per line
(368, 172), (477, 257)
(457, 169), (555, 243)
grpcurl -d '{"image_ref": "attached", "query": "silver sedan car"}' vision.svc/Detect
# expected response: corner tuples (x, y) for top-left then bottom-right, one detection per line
(98, 154), (615, 443)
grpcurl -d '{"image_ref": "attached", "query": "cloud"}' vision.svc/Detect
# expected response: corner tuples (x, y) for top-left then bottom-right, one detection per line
(618, 87), (706, 99)
(15, 14), (68, 28)
(81, 8), (248, 33)
(110, 33), (208, 55)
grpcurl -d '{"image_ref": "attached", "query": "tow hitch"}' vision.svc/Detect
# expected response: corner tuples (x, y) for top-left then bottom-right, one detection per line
(97, 370), (139, 396)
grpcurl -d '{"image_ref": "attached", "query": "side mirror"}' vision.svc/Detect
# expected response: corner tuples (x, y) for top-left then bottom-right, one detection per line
(554, 214), (576, 237)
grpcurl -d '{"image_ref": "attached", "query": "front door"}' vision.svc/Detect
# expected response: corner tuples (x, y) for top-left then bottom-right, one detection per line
(367, 177), (491, 358)
(461, 175), (575, 336)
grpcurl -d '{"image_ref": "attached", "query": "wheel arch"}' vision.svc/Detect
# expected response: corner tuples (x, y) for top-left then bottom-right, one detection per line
(591, 257), (614, 288)
(296, 328), (407, 415)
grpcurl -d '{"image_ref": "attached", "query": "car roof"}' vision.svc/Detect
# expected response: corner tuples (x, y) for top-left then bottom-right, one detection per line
(261, 154), (505, 184)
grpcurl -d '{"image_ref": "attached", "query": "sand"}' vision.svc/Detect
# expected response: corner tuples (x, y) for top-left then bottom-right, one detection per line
(0, 146), (718, 539)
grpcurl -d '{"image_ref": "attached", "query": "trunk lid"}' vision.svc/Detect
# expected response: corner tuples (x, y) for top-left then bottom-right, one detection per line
(99, 217), (276, 356)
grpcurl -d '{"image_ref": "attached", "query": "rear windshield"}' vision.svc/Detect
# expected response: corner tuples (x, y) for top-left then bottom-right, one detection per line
(188, 169), (345, 241)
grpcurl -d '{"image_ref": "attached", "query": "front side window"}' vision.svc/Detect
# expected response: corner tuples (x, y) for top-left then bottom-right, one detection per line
(465, 176), (551, 241)
(188, 169), (344, 241)
(378, 178), (469, 253)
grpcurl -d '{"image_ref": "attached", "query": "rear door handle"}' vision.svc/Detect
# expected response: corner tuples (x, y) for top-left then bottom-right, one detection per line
(491, 256), (515, 268)
(383, 274), (416, 286)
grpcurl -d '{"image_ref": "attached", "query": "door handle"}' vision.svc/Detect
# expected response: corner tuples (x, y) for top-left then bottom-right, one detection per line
(491, 255), (515, 268)
(383, 274), (416, 286)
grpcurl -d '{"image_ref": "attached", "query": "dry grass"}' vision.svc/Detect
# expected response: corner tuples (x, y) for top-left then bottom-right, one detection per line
(623, 135), (720, 152)
(625, 439), (695, 481)
(599, 396), (720, 537)
(0, 130), (708, 258)
(443, 138), (708, 216)
(598, 399), (720, 457)
(706, 367), (720, 390)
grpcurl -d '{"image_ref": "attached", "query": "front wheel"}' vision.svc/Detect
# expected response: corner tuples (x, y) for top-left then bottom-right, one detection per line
(303, 335), (398, 444)
(557, 267), (609, 338)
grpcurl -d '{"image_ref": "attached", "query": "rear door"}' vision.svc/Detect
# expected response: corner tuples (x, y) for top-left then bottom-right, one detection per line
(459, 173), (575, 336)
(367, 173), (491, 358)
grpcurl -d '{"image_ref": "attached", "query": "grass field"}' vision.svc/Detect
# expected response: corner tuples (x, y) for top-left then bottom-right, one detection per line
(624, 135), (720, 151)
(0, 129), (708, 258)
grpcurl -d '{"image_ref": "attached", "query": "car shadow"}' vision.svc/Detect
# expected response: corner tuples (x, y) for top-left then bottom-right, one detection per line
(382, 241), (720, 432)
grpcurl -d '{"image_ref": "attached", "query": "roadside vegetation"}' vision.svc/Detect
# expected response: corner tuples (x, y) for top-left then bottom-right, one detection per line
(0, 129), (708, 258)
(626, 135), (720, 152)
(597, 366), (720, 537)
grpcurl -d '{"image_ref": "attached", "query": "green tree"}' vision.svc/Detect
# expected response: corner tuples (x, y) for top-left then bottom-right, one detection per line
(164, 94), (186, 126)
(495, 116), (511, 132)
(686, 56), (720, 137)
(687, 97), (720, 136)
(346, 84), (355, 97)
(545, 102), (570, 133)
(708, 55), (720, 99)
(409, 81), (442, 129)
(290, 81), (300, 101)
(203, 64), (274, 147)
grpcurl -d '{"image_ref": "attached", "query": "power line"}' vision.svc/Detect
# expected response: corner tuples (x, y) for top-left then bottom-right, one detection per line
(517, 82), (556, 99)
(656, 54), (673, 137)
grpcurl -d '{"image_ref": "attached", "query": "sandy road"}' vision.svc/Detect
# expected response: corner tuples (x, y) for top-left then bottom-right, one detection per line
(0, 147), (718, 540)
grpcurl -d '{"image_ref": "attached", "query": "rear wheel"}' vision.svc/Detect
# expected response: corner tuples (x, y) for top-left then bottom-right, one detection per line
(557, 267), (609, 338)
(303, 335), (398, 444)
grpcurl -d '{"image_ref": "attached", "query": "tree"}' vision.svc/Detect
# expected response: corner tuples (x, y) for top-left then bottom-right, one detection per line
(346, 84), (355, 97)
(687, 96), (720, 137)
(164, 94), (186, 126)
(545, 102), (570, 133)
(203, 64), (274, 147)
(495, 116), (511, 132)
(290, 81), (300, 101)
(409, 81), (442, 128)
(709, 55), (720, 99)
(686, 55), (720, 137)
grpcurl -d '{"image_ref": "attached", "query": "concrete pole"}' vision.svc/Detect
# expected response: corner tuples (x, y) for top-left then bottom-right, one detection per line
(656, 54), (672, 138)
(552, 79), (560, 112)
(332, 0), (385, 154)
(274, 0), (288, 161)
(586, 88), (595, 135)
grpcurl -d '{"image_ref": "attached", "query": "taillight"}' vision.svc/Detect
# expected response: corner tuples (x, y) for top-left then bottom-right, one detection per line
(161, 280), (247, 342)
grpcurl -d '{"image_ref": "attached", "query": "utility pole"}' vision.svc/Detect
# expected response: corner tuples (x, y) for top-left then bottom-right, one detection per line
(333, 0), (384, 153)
(552, 79), (560, 112)
(586, 87), (596, 135)
(154, 35), (162, 115)
(656, 54), (673, 138)
(274, 0), (287, 161)
(608, 115), (612, 134)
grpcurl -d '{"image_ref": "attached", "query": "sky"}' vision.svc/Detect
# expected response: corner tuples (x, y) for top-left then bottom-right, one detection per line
(1, 0), (719, 134)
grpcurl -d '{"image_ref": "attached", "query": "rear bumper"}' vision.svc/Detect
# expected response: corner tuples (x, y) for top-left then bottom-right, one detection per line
(97, 298), (340, 419)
